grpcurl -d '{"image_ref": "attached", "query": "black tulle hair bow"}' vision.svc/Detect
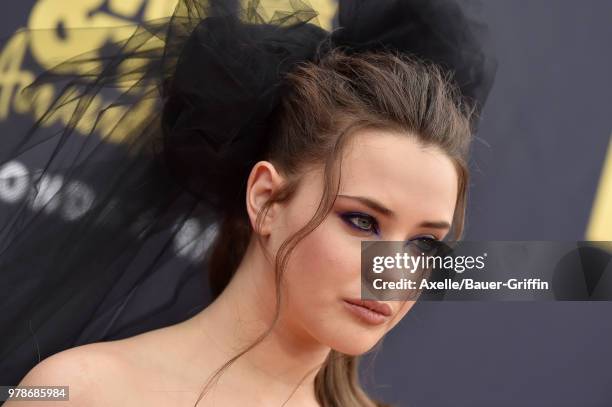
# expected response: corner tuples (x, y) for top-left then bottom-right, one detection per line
(161, 0), (496, 210)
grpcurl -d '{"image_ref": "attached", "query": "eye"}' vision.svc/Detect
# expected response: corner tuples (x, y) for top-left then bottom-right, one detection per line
(340, 212), (380, 235)
(406, 236), (453, 256)
(406, 236), (444, 255)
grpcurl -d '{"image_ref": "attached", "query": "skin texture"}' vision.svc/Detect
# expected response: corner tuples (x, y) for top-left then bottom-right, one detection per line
(10, 128), (458, 406)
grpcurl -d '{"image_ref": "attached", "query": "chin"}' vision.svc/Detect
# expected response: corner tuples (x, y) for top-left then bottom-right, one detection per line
(329, 335), (383, 356)
(320, 324), (386, 356)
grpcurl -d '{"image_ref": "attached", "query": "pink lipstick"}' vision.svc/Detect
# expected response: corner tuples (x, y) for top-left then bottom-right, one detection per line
(343, 299), (392, 325)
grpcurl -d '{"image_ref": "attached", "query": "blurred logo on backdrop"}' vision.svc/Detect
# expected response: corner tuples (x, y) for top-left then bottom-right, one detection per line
(0, 0), (336, 129)
(0, 0), (337, 263)
(586, 138), (612, 241)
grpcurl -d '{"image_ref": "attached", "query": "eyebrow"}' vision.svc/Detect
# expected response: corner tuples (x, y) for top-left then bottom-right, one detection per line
(336, 194), (451, 230)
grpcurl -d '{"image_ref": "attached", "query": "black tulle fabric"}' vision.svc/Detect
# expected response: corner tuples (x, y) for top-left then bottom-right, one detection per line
(0, 0), (496, 385)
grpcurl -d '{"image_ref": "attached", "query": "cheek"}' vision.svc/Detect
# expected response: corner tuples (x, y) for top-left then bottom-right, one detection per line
(286, 218), (360, 298)
(280, 217), (362, 335)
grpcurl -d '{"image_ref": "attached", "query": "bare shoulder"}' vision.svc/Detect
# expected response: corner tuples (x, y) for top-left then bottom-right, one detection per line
(6, 320), (207, 406)
(6, 342), (133, 406)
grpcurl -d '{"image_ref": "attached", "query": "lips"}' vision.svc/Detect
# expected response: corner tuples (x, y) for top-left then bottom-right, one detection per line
(344, 299), (392, 316)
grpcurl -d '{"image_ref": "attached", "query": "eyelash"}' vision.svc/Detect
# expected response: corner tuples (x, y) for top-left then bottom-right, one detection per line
(341, 212), (381, 235)
(339, 211), (439, 243)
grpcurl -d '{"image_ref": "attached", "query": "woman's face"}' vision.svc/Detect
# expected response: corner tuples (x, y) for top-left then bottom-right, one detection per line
(252, 128), (458, 355)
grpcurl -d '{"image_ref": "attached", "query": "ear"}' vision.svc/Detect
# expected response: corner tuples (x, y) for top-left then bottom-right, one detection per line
(245, 161), (284, 236)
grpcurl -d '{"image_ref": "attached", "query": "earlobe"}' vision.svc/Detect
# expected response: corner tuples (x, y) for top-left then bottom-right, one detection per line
(245, 161), (283, 236)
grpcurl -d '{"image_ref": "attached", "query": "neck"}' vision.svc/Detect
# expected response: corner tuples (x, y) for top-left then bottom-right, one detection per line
(185, 238), (331, 404)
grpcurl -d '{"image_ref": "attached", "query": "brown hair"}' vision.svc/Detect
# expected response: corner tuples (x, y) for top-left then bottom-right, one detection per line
(196, 47), (474, 406)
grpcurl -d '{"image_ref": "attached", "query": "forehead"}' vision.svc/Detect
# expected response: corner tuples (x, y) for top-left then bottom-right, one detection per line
(337, 128), (459, 222)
